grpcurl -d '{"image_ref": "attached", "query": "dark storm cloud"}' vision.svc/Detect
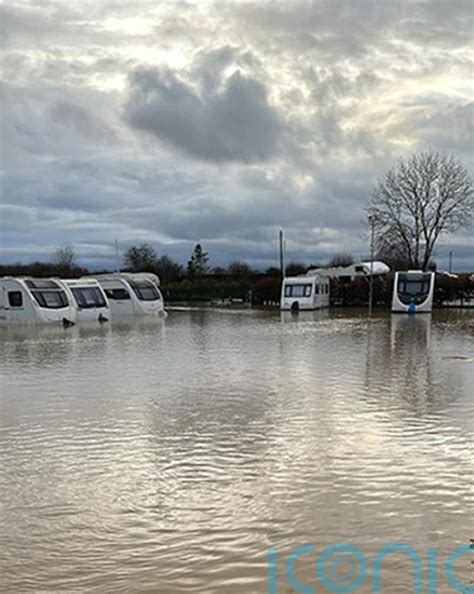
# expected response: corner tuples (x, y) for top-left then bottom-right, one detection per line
(125, 65), (282, 163)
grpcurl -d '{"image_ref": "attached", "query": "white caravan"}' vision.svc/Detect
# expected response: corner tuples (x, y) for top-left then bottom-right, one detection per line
(306, 261), (390, 281)
(392, 271), (435, 313)
(0, 277), (76, 325)
(57, 278), (110, 323)
(281, 274), (330, 311)
(89, 273), (165, 317)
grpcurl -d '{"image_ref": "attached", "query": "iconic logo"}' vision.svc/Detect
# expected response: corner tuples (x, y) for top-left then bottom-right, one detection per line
(268, 542), (473, 593)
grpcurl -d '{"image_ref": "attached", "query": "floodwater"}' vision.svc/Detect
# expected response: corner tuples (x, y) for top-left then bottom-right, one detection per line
(0, 309), (472, 593)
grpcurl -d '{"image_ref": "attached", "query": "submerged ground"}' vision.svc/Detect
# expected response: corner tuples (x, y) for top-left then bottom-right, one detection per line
(0, 309), (472, 593)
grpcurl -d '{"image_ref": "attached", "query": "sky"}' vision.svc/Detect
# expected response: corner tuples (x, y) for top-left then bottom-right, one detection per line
(1, 0), (473, 271)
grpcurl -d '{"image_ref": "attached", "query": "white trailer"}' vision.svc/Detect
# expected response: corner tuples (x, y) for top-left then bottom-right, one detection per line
(87, 273), (165, 317)
(392, 271), (435, 313)
(0, 277), (76, 325)
(57, 278), (110, 323)
(306, 261), (390, 281)
(281, 274), (330, 311)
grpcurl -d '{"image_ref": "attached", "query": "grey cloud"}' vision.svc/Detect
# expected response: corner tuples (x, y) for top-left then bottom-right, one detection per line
(50, 101), (118, 144)
(221, 0), (472, 57)
(192, 46), (238, 92)
(2, 48), (137, 88)
(381, 99), (474, 155)
(0, 205), (34, 231)
(0, 2), (153, 50)
(414, 102), (474, 155)
(192, 45), (261, 93)
(217, 1), (407, 61)
(125, 65), (282, 163)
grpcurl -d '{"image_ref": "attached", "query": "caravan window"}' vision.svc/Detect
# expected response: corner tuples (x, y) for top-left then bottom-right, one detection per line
(24, 280), (68, 309)
(105, 288), (130, 300)
(8, 291), (23, 307)
(71, 287), (106, 309)
(31, 290), (68, 309)
(25, 280), (61, 289)
(284, 284), (312, 298)
(129, 281), (160, 301)
(397, 273), (431, 305)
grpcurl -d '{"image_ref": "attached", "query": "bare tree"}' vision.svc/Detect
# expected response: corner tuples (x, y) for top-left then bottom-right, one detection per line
(123, 243), (158, 272)
(285, 261), (307, 276)
(210, 266), (227, 275)
(155, 255), (183, 282)
(375, 232), (411, 270)
(366, 151), (473, 270)
(227, 260), (254, 275)
(265, 266), (281, 277)
(54, 244), (76, 269)
(327, 253), (354, 267)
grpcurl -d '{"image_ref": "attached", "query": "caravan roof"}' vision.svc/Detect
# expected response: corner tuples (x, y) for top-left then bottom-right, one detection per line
(90, 272), (161, 286)
(306, 261), (390, 278)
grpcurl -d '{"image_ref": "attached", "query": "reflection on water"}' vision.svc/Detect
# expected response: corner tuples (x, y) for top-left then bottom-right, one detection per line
(0, 310), (472, 593)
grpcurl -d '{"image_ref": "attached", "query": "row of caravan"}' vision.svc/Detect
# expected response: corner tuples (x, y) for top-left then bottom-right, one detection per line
(0, 273), (165, 325)
(281, 269), (436, 313)
(0, 268), (437, 324)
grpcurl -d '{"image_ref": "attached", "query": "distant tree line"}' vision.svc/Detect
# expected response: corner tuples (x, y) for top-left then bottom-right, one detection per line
(121, 242), (314, 280)
(1, 237), (470, 286)
(122, 243), (360, 279)
(1, 241), (473, 307)
(0, 244), (88, 279)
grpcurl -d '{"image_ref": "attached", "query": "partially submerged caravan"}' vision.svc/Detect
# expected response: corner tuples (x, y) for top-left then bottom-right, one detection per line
(88, 273), (165, 317)
(392, 271), (435, 313)
(281, 274), (330, 311)
(0, 278), (76, 325)
(57, 278), (110, 323)
(306, 261), (390, 281)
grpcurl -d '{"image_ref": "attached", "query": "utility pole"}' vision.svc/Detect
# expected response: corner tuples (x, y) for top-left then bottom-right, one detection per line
(115, 239), (120, 272)
(448, 250), (453, 273)
(279, 229), (284, 281)
(368, 215), (375, 316)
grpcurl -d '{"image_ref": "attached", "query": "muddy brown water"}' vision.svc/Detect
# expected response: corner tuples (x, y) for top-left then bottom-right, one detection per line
(0, 309), (472, 593)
